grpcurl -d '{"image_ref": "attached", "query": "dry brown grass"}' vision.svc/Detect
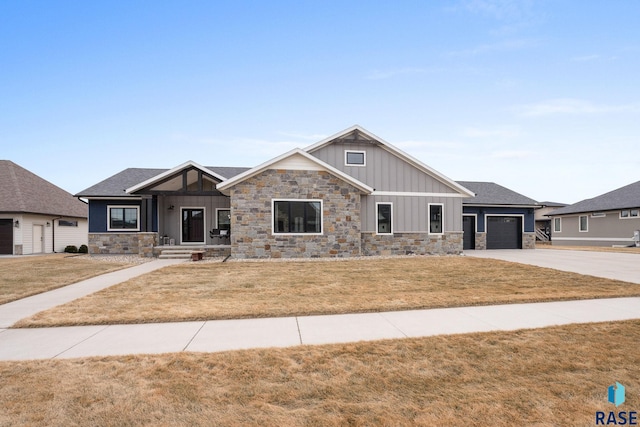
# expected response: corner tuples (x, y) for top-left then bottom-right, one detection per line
(0, 254), (136, 305)
(1, 320), (638, 426)
(16, 256), (640, 327)
(539, 244), (640, 254)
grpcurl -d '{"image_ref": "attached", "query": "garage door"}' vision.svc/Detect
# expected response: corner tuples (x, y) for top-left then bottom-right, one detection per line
(0, 219), (13, 254)
(463, 216), (475, 250)
(486, 216), (522, 249)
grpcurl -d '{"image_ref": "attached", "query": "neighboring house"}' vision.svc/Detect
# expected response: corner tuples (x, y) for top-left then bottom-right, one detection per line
(548, 180), (640, 247)
(77, 125), (475, 258)
(534, 201), (567, 242)
(0, 160), (88, 255)
(456, 181), (539, 250)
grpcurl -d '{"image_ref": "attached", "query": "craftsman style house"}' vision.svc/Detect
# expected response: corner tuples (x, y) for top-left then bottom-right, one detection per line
(76, 126), (475, 258)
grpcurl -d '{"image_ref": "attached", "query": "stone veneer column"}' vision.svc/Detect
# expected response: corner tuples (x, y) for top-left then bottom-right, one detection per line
(230, 169), (362, 259)
(137, 232), (158, 257)
(522, 232), (536, 249)
(475, 233), (487, 250)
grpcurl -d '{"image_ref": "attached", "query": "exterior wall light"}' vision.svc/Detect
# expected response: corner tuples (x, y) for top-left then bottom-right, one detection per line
(14, 220), (19, 228)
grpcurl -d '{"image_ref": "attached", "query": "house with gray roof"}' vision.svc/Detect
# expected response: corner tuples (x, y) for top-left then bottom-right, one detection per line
(456, 181), (539, 250)
(0, 160), (88, 255)
(548, 180), (640, 247)
(76, 125), (477, 259)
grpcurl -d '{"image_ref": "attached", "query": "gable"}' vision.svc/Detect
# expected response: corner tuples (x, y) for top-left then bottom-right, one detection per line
(305, 126), (473, 197)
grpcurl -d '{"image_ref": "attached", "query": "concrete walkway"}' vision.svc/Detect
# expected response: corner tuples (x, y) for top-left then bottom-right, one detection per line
(0, 259), (184, 328)
(1, 250), (639, 361)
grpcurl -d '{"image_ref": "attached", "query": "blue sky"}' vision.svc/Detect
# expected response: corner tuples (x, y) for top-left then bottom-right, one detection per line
(1, 0), (639, 204)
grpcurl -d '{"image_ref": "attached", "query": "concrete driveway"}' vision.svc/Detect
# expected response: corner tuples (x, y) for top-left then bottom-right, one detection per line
(464, 249), (640, 284)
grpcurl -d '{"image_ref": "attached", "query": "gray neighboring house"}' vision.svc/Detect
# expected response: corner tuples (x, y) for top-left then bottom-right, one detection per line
(548, 180), (640, 247)
(534, 201), (567, 241)
(77, 125), (475, 258)
(456, 181), (539, 250)
(0, 160), (88, 255)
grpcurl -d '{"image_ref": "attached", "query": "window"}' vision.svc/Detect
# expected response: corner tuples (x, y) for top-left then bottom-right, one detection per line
(217, 209), (230, 231)
(591, 212), (605, 218)
(108, 206), (139, 231)
(579, 215), (588, 232)
(553, 217), (561, 233)
(620, 209), (639, 219)
(58, 220), (78, 227)
(345, 150), (366, 166)
(273, 200), (322, 234)
(376, 203), (392, 234)
(429, 204), (443, 234)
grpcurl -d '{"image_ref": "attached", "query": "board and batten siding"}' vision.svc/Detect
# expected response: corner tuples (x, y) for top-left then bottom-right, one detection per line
(158, 194), (230, 244)
(362, 195), (463, 233)
(310, 142), (458, 194)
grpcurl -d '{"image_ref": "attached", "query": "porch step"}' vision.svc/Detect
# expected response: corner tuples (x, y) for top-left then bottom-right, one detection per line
(159, 249), (199, 259)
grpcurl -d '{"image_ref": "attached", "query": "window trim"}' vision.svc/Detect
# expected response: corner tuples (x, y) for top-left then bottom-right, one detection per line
(344, 150), (366, 167)
(215, 208), (231, 230)
(272, 199), (323, 235)
(591, 212), (606, 218)
(579, 215), (588, 232)
(375, 202), (393, 235)
(553, 217), (561, 233)
(620, 209), (639, 219)
(107, 205), (140, 231)
(428, 203), (444, 235)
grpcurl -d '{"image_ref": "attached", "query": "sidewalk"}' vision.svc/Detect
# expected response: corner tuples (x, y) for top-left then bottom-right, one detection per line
(1, 296), (639, 361)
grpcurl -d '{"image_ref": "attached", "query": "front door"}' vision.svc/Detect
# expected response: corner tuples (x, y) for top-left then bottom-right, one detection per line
(463, 216), (475, 250)
(0, 219), (13, 254)
(32, 225), (44, 253)
(182, 208), (205, 243)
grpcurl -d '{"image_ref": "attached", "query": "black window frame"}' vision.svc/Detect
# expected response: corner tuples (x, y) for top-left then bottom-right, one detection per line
(273, 200), (322, 234)
(108, 206), (139, 231)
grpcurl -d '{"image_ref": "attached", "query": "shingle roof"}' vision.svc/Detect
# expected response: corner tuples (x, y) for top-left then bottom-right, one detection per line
(549, 180), (640, 216)
(456, 181), (539, 206)
(0, 160), (87, 218)
(75, 166), (251, 197)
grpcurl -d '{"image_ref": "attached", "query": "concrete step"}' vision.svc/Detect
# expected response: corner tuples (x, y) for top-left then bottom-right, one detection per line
(158, 249), (203, 259)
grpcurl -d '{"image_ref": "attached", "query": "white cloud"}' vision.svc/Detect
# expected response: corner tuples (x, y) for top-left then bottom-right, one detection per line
(460, 0), (534, 21)
(516, 98), (640, 117)
(461, 127), (520, 138)
(446, 38), (539, 57)
(489, 150), (533, 159)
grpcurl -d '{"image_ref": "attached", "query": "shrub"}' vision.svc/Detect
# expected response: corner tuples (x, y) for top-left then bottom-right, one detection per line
(78, 244), (88, 254)
(64, 245), (78, 253)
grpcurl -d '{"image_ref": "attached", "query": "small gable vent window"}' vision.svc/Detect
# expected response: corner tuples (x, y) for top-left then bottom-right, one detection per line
(345, 150), (366, 166)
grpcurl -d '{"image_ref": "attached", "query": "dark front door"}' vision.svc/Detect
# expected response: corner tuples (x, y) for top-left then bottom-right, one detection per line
(463, 216), (475, 250)
(0, 219), (12, 254)
(182, 209), (204, 243)
(486, 216), (522, 249)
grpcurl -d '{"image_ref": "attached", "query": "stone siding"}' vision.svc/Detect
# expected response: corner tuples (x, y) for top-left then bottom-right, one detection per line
(230, 169), (362, 259)
(137, 232), (158, 257)
(523, 232), (536, 249)
(88, 233), (139, 255)
(475, 233), (487, 250)
(362, 232), (463, 256)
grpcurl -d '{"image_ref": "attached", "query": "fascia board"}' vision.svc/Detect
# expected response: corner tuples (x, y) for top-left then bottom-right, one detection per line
(125, 161), (225, 194)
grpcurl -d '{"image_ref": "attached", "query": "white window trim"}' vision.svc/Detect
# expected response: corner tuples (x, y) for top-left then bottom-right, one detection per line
(579, 215), (588, 232)
(375, 202), (393, 235)
(344, 150), (366, 167)
(553, 217), (562, 233)
(428, 203), (444, 235)
(215, 208), (231, 229)
(180, 206), (206, 244)
(591, 212), (606, 218)
(107, 205), (140, 231)
(620, 209), (640, 219)
(272, 199), (324, 235)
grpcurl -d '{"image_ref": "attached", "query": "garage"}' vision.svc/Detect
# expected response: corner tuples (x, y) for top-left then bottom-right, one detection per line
(0, 219), (13, 254)
(486, 216), (522, 249)
(462, 215), (475, 250)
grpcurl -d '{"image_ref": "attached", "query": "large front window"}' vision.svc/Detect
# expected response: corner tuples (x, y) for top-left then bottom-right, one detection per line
(273, 200), (322, 234)
(108, 206), (139, 231)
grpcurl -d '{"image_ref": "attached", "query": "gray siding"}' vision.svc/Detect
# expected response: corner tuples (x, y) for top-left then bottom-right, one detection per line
(362, 195), (463, 233)
(552, 211), (640, 246)
(311, 142), (458, 193)
(158, 195), (230, 245)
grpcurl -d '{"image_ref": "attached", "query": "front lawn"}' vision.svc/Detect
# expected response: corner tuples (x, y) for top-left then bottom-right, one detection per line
(15, 256), (640, 327)
(1, 320), (638, 426)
